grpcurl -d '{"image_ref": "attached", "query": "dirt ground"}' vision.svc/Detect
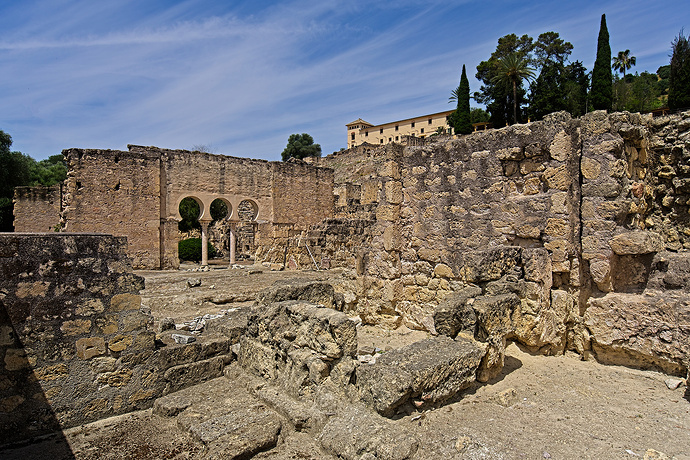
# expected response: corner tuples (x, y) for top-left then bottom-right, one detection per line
(2, 266), (689, 460)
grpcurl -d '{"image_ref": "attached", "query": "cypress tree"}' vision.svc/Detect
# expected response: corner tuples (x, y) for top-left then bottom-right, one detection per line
(590, 14), (613, 111)
(668, 31), (690, 111)
(454, 65), (472, 134)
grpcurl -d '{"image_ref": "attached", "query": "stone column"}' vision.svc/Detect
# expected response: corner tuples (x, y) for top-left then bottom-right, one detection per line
(200, 219), (211, 266)
(229, 222), (237, 265)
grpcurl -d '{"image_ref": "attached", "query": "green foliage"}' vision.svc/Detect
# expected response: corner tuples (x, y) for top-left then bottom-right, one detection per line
(590, 14), (613, 111)
(612, 49), (636, 78)
(178, 238), (217, 262)
(210, 199), (228, 221)
(178, 197), (201, 232)
(474, 33), (534, 128)
(30, 155), (67, 187)
(0, 129), (67, 231)
(533, 31), (573, 67)
(281, 133), (322, 161)
(613, 71), (666, 113)
(470, 108), (490, 124)
(561, 61), (590, 117)
(449, 65), (472, 135)
(669, 31), (690, 111)
(529, 60), (589, 120)
(492, 53), (536, 125)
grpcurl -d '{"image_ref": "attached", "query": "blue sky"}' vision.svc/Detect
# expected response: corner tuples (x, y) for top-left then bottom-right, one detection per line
(1, 0), (688, 161)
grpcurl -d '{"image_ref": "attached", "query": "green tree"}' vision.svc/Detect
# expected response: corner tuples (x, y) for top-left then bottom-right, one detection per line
(475, 34), (534, 127)
(612, 49), (636, 78)
(31, 154), (67, 187)
(529, 61), (566, 120)
(562, 61), (590, 117)
(590, 14), (613, 111)
(470, 108), (491, 124)
(281, 133), (321, 161)
(669, 31), (690, 111)
(178, 197), (201, 232)
(533, 31), (573, 67)
(448, 65), (472, 135)
(491, 53), (536, 125)
(0, 130), (34, 231)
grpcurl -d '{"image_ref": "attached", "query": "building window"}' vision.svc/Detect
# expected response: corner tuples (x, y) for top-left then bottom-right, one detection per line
(395, 125), (399, 131)
(389, 137), (392, 142)
(421, 128), (424, 134)
(380, 139), (384, 144)
(365, 131), (368, 137)
(380, 128), (383, 134)
(428, 118), (432, 124)
(411, 122), (415, 128)
(395, 136), (399, 141)
(351, 133), (355, 140)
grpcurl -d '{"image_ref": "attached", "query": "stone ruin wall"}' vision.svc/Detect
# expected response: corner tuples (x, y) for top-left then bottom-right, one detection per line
(13, 185), (62, 233)
(263, 111), (690, 375)
(61, 148), (163, 269)
(0, 233), (237, 444)
(16, 146), (334, 270)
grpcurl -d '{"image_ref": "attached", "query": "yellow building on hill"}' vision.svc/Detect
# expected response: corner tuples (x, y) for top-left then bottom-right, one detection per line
(346, 110), (455, 149)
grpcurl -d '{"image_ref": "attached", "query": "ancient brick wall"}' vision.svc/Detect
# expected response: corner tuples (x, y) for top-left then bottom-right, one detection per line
(61, 148), (162, 269)
(0, 234), (237, 445)
(51, 146), (335, 269)
(294, 110), (689, 373)
(13, 185), (62, 232)
(0, 234), (154, 442)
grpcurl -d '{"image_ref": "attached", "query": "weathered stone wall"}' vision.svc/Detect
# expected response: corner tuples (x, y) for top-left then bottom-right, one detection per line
(0, 234), (153, 441)
(40, 145), (335, 269)
(0, 234), (236, 445)
(13, 185), (62, 233)
(61, 148), (163, 269)
(292, 110), (690, 374)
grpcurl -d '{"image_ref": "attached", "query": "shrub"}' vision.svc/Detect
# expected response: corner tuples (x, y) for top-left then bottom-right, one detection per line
(178, 238), (217, 261)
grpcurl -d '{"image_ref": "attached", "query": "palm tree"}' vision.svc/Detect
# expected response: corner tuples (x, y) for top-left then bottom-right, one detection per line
(612, 49), (636, 78)
(491, 53), (536, 125)
(448, 86), (461, 103)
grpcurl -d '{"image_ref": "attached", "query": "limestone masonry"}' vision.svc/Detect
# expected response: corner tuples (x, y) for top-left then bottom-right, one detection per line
(5, 110), (690, 453)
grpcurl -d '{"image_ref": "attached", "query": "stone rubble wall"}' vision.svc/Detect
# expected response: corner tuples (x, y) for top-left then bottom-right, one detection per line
(0, 234), (236, 445)
(287, 110), (690, 375)
(13, 185), (62, 233)
(15, 146), (334, 269)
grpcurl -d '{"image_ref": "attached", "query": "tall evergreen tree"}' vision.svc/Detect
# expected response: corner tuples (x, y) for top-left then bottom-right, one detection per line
(590, 14), (613, 111)
(449, 65), (472, 134)
(668, 31), (690, 111)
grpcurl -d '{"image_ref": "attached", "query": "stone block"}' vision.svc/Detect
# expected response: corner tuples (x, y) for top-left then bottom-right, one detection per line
(581, 157), (601, 180)
(110, 293), (142, 312)
(164, 356), (226, 393)
(108, 334), (133, 352)
(4, 348), (29, 371)
(356, 336), (484, 416)
(60, 319), (92, 336)
(120, 310), (151, 333)
(433, 286), (481, 338)
(34, 363), (69, 381)
(543, 164), (570, 191)
(609, 231), (664, 255)
(585, 293), (689, 375)
(549, 130), (571, 162)
(384, 180), (403, 204)
(76, 337), (106, 359)
(376, 204), (400, 221)
(318, 404), (418, 460)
